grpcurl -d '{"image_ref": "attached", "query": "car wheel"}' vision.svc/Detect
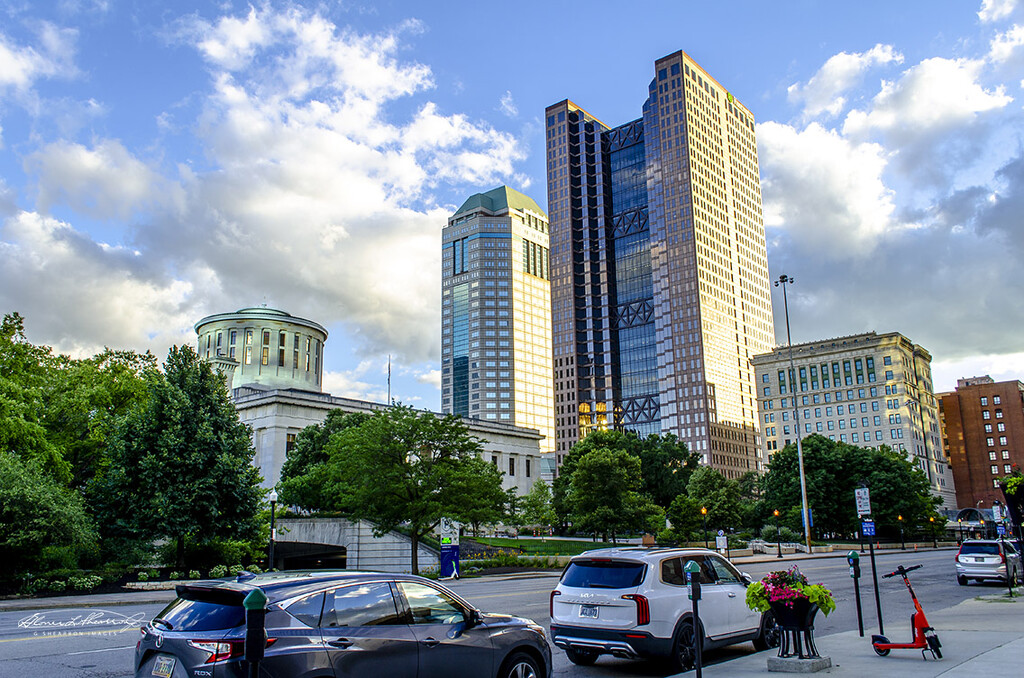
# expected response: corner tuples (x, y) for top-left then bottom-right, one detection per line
(499, 651), (541, 678)
(753, 608), (781, 651)
(667, 618), (699, 673)
(957, 575), (968, 586)
(564, 647), (599, 666)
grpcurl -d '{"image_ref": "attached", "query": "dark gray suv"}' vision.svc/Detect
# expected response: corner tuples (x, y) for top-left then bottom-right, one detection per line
(134, 571), (550, 678)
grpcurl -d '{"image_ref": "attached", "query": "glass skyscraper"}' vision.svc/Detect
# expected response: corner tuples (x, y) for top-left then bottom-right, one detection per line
(441, 186), (555, 458)
(546, 51), (775, 478)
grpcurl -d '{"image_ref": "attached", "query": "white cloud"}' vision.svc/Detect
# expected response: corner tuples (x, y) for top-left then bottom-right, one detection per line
(932, 352), (1024, 392)
(788, 44), (902, 119)
(499, 90), (518, 117)
(758, 121), (898, 257)
(0, 22), (77, 91)
(979, 0), (1017, 23)
(989, 23), (1024, 62)
(844, 58), (1011, 138)
(26, 139), (184, 220)
(0, 211), (203, 358)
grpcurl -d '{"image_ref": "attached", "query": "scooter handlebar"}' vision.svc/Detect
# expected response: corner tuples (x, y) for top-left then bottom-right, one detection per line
(882, 564), (923, 578)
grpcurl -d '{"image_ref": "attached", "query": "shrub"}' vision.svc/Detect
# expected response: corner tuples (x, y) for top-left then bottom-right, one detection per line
(148, 569), (160, 580)
(47, 580), (67, 592)
(69, 575), (102, 591)
(247, 565), (263, 575)
(169, 571), (182, 580)
(137, 571), (149, 581)
(188, 570), (201, 580)
(229, 564), (245, 576)
(209, 565), (228, 578)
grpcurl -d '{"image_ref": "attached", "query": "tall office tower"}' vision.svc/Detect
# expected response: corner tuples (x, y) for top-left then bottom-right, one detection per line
(752, 331), (956, 508)
(546, 51), (774, 478)
(940, 376), (1022, 511)
(441, 186), (555, 458)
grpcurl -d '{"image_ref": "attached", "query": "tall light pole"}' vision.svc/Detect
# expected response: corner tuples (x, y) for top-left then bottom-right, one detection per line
(701, 506), (709, 549)
(774, 509), (783, 559)
(775, 274), (812, 553)
(268, 489), (278, 571)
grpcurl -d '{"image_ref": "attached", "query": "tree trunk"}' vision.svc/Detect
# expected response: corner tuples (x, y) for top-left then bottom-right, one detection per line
(410, 531), (419, 575)
(176, 535), (186, 570)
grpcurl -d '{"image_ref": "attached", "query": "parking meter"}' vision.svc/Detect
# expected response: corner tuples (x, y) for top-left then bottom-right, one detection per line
(847, 550), (865, 637)
(847, 550), (861, 579)
(243, 589), (268, 677)
(684, 560), (703, 677)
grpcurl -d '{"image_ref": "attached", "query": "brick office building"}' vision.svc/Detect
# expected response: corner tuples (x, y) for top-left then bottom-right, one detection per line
(939, 376), (1024, 510)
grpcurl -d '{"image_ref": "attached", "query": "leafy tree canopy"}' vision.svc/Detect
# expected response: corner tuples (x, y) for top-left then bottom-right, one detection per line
(567, 447), (664, 540)
(317, 405), (507, 574)
(685, 465), (742, 531)
(0, 451), (98, 585)
(519, 479), (556, 528)
(278, 409), (371, 510)
(92, 345), (263, 568)
(761, 434), (940, 536)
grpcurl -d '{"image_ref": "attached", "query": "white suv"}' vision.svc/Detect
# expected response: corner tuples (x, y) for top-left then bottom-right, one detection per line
(549, 547), (779, 670)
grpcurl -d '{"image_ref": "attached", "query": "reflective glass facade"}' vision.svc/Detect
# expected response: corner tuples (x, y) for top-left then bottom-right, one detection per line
(547, 51), (775, 477)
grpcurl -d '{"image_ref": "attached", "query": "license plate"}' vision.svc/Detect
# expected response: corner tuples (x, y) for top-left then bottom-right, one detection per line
(579, 604), (599, 618)
(152, 655), (175, 678)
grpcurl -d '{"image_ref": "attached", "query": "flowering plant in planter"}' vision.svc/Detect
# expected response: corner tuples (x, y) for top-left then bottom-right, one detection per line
(745, 565), (836, 616)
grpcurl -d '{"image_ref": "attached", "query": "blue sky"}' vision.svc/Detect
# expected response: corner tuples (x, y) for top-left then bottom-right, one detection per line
(2, 0), (1023, 408)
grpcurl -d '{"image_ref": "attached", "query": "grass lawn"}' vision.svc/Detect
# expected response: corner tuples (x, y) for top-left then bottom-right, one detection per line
(468, 537), (624, 556)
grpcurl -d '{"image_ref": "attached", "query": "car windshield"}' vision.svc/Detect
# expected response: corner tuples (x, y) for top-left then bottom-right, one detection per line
(561, 560), (645, 589)
(960, 543), (1000, 555)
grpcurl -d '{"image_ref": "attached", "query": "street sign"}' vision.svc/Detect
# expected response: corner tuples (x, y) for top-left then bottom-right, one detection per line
(862, 520), (876, 537)
(855, 487), (871, 517)
(717, 530), (725, 537)
(997, 524), (1007, 536)
(993, 504), (1003, 522)
(715, 535), (728, 551)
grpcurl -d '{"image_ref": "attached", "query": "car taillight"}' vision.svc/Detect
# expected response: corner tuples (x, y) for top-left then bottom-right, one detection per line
(550, 590), (561, 617)
(188, 639), (276, 663)
(622, 594), (650, 626)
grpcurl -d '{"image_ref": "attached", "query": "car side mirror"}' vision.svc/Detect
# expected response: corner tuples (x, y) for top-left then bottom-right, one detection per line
(466, 608), (482, 628)
(740, 572), (753, 585)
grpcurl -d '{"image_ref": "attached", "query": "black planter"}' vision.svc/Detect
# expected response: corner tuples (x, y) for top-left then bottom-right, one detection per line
(769, 599), (821, 658)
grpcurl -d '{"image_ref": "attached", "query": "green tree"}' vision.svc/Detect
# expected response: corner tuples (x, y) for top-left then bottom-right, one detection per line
(0, 452), (98, 586)
(520, 480), (556, 529)
(686, 466), (742, 532)
(761, 434), (939, 538)
(92, 346), (263, 568)
(552, 431), (700, 530)
(0, 313), (68, 482)
(278, 410), (371, 510)
(567, 448), (663, 541)
(665, 494), (702, 541)
(323, 405), (507, 574)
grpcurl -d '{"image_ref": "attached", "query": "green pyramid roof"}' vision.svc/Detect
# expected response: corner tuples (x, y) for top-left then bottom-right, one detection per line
(453, 186), (546, 219)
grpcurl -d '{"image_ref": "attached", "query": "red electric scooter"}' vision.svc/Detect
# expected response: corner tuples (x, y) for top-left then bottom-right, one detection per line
(871, 564), (942, 660)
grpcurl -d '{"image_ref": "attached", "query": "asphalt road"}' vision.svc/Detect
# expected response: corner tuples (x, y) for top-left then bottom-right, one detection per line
(0, 547), (994, 677)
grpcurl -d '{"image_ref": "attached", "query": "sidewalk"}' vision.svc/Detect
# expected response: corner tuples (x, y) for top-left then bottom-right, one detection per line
(0, 589), (176, 612)
(679, 589), (1024, 677)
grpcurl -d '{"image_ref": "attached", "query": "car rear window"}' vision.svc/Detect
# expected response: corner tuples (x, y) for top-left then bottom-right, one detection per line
(154, 597), (245, 632)
(960, 543), (1000, 555)
(561, 560), (645, 589)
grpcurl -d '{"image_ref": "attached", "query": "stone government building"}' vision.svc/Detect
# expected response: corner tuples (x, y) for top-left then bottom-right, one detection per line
(195, 307), (544, 495)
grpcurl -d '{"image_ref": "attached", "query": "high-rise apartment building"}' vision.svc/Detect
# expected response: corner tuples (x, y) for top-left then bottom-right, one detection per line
(752, 331), (956, 508)
(440, 186), (555, 457)
(940, 376), (1023, 510)
(545, 51), (774, 477)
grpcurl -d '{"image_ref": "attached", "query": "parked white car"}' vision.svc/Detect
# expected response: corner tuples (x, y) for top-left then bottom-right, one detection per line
(549, 547), (779, 671)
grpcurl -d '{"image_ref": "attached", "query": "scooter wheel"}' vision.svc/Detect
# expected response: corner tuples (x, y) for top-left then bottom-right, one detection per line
(873, 638), (891, 657)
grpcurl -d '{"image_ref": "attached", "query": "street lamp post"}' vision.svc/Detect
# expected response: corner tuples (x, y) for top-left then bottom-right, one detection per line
(774, 509), (783, 559)
(930, 516), (937, 548)
(268, 490), (278, 571)
(775, 275), (812, 554)
(898, 514), (905, 550)
(957, 519), (963, 544)
(701, 507), (708, 549)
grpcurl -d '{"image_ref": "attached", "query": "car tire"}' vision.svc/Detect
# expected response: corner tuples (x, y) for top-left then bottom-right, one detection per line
(564, 648), (599, 666)
(499, 651), (541, 678)
(666, 618), (699, 673)
(753, 608), (781, 651)
(957, 575), (968, 586)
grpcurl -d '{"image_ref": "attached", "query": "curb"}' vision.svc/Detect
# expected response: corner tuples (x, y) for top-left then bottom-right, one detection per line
(0, 592), (176, 613)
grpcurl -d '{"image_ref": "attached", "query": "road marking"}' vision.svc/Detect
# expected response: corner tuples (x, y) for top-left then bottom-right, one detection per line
(67, 646), (135, 655)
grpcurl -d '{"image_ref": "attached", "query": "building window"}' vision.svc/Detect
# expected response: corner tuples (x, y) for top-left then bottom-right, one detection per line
(999, 436), (1007, 445)
(994, 395), (1001, 405)
(989, 451), (997, 461)
(1003, 450), (1010, 459)
(1006, 464), (1013, 474)
(981, 396), (989, 406)
(526, 459), (531, 478)
(883, 356), (892, 365)
(885, 370), (894, 380)
(508, 458), (515, 476)
(992, 465), (999, 474)
(987, 437), (994, 446)
(983, 410), (991, 419)
(996, 409), (1003, 419)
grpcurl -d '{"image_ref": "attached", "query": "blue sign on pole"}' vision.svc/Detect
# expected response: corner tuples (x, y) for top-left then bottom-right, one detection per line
(997, 524), (1007, 536)
(862, 520), (876, 537)
(439, 542), (460, 578)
